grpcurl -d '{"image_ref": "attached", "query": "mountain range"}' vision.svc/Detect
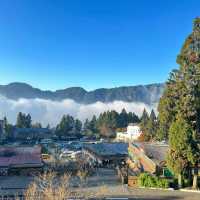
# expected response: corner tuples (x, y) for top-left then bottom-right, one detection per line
(0, 82), (165, 105)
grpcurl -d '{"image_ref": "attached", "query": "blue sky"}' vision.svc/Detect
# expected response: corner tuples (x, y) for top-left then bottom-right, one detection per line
(0, 0), (199, 91)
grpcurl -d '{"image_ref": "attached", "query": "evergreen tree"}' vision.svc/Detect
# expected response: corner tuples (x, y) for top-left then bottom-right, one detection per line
(156, 70), (179, 140)
(2, 117), (13, 139)
(46, 124), (50, 129)
(97, 111), (117, 138)
(74, 119), (82, 135)
(55, 115), (74, 138)
(16, 112), (32, 128)
(83, 118), (90, 134)
(176, 18), (200, 188)
(159, 18), (200, 188)
(167, 114), (194, 188)
(83, 110), (140, 138)
(118, 108), (128, 128)
(140, 108), (150, 141)
(26, 114), (32, 128)
(150, 109), (156, 121)
(127, 112), (140, 124)
(16, 112), (24, 128)
(89, 115), (98, 133)
(146, 109), (157, 140)
(140, 108), (149, 123)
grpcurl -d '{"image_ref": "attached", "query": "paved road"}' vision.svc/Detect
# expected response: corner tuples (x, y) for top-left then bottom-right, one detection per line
(78, 185), (200, 200)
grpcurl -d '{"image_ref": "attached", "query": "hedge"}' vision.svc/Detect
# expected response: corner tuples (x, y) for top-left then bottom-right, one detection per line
(138, 173), (169, 188)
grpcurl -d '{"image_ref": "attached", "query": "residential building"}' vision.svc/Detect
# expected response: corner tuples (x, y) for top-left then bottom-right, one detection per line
(127, 142), (169, 175)
(13, 127), (51, 140)
(83, 142), (128, 166)
(0, 146), (43, 176)
(116, 123), (142, 142)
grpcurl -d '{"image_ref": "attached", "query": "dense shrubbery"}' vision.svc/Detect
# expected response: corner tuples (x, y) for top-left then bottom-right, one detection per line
(138, 173), (169, 188)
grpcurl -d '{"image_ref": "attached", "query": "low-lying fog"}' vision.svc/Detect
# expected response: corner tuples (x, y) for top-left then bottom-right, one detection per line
(0, 96), (156, 126)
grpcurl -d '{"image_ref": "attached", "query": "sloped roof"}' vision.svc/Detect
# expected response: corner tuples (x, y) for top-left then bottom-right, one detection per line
(84, 142), (128, 157)
(13, 127), (51, 139)
(0, 146), (42, 168)
(131, 142), (169, 165)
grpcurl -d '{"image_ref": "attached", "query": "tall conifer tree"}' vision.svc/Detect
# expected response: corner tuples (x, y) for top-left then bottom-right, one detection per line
(158, 17), (200, 188)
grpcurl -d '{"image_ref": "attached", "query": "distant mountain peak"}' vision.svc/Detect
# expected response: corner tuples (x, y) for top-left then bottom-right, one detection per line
(6, 82), (34, 88)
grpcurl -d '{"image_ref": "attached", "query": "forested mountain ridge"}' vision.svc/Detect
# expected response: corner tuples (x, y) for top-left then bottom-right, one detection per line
(0, 82), (164, 105)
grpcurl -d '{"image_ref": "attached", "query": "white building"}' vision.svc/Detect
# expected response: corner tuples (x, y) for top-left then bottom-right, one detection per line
(116, 123), (142, 142)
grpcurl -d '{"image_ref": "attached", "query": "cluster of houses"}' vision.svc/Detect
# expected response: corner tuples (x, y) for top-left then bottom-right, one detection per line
(0, 141), (170, 181)
(0, 122), (173, 188)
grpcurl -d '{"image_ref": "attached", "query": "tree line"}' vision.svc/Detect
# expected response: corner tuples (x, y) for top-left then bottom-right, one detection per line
(83, 108), (141, 138)
(1, 108), (157, 140)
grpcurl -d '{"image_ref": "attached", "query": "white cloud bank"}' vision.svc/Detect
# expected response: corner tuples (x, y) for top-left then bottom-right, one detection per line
(0, 96), (156, 126)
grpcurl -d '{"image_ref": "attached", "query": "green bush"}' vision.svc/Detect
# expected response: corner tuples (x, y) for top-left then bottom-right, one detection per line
(138, 173), (169, 188)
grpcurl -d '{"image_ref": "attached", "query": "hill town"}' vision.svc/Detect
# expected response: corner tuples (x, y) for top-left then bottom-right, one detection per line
(1, 0), (200, 196)
(0, 18), (200, 200)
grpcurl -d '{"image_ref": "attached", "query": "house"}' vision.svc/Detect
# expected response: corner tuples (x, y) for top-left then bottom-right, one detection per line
(0, 146), (43, 176)
(83, 142), (128, 166)
(116, 123), (142, 142)
(127, 142), (169, 175)
(13, 127), (52, 140)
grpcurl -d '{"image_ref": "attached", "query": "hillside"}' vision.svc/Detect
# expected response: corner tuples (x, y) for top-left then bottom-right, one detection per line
(0, 82), (165, 105)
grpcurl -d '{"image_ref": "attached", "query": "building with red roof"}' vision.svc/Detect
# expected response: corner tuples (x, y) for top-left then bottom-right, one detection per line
(0, 146), (43, 176)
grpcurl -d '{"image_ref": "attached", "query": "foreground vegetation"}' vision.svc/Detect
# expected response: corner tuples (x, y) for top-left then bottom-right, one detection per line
(138, 173), (169, 189)
(156, 18), (200, 189)
(20, 171), (110, 200)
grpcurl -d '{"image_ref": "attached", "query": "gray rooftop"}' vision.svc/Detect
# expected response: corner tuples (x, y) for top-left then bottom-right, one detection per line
(83, 142), (128, 157)
(133, 142), (169, 164)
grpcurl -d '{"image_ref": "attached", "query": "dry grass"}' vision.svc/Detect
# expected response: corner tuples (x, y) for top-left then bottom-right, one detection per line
(23, 171), (111, 200)
(24, 171), (77, 200)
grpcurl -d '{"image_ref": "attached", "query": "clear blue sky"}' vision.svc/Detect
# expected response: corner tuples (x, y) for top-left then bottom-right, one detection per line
(0, 0), (199, 91)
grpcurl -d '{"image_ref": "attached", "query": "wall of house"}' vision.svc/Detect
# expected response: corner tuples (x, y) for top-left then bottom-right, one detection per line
(116, 125), (142, 142)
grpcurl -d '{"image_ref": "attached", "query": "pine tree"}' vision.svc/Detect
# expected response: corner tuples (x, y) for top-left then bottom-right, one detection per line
(176, 17), (200, 189)
(118, 108), (128, 128)
(89, 115), (98, 133)
(74, 119), (82, 135)
(127, 112), (140, 124)
(159, 17), (200, 188)
(3, 117), (12, 139)
(83, 118), (90, 135)
(140, 108), (150, 141)
(16, 112), (32, 128)
(46, 124), (50, 129)
(16, 112), (24, 128)
(156, 70), (179, 140)
(55, 115), (75, 138)
(140, 108), (149, 123)
(146, 109), (157, 140)
(167, 114), (194, 188)
(150, 109), (156, 121)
